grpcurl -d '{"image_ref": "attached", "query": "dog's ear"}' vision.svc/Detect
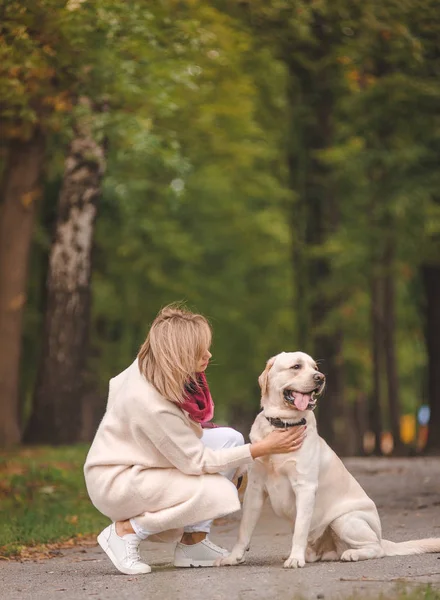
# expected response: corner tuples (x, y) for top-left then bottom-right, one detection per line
(258, 356), (276, 400)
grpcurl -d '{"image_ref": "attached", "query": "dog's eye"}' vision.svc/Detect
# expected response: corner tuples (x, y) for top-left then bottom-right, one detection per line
(291, 364), (301, 370)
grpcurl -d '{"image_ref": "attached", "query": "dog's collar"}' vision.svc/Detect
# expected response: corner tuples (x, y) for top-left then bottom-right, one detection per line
(265, 416), (307, 429)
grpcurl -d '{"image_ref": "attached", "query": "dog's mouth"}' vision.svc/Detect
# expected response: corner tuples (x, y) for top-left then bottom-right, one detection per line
(282, 387), (322, 411)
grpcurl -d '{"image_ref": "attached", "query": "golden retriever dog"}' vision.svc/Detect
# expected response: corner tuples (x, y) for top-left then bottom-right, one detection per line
(218, 351), (440, 569)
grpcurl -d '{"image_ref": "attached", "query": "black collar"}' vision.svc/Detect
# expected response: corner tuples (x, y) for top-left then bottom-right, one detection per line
(266, 416), (306, 429)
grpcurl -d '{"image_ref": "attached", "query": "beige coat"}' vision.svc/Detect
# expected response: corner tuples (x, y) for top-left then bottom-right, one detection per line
(84, 360), (253, 537)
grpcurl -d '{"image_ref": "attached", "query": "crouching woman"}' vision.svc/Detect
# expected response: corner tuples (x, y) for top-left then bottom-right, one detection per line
(84, 304), (305, 575)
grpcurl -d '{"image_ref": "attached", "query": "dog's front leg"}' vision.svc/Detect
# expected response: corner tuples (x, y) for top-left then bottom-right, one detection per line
(216, 468), (266, 566)
(284, 483), (317, 569)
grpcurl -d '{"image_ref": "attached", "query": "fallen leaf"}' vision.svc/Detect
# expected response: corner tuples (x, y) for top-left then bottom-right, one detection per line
(65, 515), (78, 524)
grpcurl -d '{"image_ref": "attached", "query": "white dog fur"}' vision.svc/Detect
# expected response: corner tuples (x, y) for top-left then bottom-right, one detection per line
(218, 351), (440, 569)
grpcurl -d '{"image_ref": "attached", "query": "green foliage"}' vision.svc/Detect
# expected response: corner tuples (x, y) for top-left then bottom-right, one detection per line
(10, 0), (440, 438)
(0, 0), (218, 138)
(58, 1), (294, 417)
(316, 0), (440, 410)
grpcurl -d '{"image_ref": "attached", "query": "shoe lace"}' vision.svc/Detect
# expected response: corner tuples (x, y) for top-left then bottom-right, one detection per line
(126, 538), (142, 565)
(203, 538), (227, 554)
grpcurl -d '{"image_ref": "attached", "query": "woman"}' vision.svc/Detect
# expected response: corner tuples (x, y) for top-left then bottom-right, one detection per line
(84, 304), (306, 575)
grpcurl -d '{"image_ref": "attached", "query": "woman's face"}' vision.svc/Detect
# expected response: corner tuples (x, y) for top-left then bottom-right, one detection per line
(196, 347), (212, 372)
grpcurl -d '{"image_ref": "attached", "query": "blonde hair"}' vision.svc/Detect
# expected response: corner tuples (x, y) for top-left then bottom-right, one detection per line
(138, 303), (212, 403)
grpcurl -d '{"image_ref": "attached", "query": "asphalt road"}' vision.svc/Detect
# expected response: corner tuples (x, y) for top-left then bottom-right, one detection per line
(2, 457), (440, 600)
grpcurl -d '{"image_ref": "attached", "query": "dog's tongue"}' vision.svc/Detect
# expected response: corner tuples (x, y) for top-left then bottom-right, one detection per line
(294, 392), (311, 411)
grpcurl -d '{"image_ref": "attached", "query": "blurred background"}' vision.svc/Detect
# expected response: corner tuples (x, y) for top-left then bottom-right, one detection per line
(1, 0), (440, 460)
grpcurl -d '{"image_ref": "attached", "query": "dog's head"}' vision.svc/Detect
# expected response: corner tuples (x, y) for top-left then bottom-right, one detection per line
(258, 352), (325, 413)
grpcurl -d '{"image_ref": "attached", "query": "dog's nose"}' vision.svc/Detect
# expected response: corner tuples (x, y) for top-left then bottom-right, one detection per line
(314, 372), (325, 383)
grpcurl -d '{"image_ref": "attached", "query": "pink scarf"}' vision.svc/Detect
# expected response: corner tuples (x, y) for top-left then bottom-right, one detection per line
(180, 371), (214, 424)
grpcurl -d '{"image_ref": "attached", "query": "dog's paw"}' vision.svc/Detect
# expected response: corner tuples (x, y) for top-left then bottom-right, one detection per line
(341, 549), (359, 562)
(215, 554), (245, 567)
(283, 555), (305, 569)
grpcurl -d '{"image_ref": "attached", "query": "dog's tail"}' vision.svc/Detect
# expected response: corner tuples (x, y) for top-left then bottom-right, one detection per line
(382, 538), (440, 556)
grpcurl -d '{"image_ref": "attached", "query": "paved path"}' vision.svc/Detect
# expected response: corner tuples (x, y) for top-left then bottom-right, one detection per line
(2, 458), (440, 600)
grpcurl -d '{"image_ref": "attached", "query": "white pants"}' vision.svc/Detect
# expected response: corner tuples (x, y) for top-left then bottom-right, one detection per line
(131, 427), (244, 538)
(183, 427), (245, 533)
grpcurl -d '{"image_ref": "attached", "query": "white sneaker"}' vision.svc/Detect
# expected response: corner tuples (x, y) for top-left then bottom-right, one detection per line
(174, 538), (229, 568)
(97, 523), (151, 575)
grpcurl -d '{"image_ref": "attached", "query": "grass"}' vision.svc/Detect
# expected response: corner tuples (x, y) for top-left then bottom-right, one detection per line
(0, 445), (108, 557)
(341, 586), (440, 600)
(396, 588), (440, 600)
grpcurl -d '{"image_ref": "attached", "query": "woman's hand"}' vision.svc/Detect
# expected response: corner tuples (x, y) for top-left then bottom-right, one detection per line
(250, 426), (306, 459)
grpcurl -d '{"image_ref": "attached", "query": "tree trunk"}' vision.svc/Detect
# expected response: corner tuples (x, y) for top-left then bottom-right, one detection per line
(285, 16), (345, 451)
(0, 131), (45, 447)
(353, 392), (369, 455)
(315, 330), (347, 454)
(79, 388), (106, 442)
(382, 228), (405, 454)
(422, 264), (440, 454)
(370, 272), (384, 455)
(24, 109), (105, 444)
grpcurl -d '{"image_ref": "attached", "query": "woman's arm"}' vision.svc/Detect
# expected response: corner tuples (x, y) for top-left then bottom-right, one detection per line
(131, 405), (306, 475)
(132, 407), (252, 475)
